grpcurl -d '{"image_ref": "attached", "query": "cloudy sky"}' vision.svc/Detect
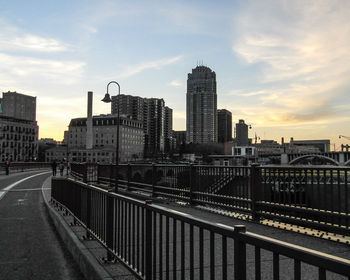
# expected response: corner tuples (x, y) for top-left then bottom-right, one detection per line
(1, 0), (349, 149)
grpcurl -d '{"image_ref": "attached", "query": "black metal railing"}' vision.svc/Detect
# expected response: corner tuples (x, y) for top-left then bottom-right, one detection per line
(70, 163), (350, 235)
(0, 161), (50, 174)
(51, 177), (350, 280)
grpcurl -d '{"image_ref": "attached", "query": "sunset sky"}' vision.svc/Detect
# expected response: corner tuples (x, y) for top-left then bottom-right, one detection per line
(1, 0), (349, 149)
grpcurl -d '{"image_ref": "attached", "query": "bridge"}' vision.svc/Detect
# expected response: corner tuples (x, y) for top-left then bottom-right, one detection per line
(259, 151), (350, 166)
(1, 162), (350, 279)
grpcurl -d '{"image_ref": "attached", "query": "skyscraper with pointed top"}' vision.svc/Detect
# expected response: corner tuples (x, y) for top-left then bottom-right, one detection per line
(186, 65), (217, 144)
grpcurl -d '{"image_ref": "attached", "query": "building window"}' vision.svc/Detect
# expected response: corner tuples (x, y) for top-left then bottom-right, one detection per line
(234, 148), (241, 156)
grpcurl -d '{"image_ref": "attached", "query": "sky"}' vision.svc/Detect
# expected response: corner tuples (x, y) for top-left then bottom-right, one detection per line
(0, 0), (350, 150)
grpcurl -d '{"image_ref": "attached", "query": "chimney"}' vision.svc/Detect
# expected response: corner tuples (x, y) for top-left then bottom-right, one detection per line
(86, 91), (93, 149)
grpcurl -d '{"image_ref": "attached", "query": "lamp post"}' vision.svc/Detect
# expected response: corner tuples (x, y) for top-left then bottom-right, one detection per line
(101, 81), (120, 192)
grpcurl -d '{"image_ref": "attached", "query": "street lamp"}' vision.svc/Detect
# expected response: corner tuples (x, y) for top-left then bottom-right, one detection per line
(101, 81), (120, 192)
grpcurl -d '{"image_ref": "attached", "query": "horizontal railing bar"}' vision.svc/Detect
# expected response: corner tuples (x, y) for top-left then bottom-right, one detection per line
(257, 201), (350, 218)
(243, 231), (350, 275)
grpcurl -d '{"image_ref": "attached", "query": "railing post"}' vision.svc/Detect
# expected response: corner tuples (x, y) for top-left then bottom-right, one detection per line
(83, 163), (87, 183)
(96, 164), (100, 184)
(127, 163), (131, 191)
(106, 194), (114, 261)
(234, 225), (247, 280)
(86, 188), (91, 239)
(189, 164), (196, 205)
(152, 163), (156, 197)
(145, 205), (153, 279)
(250, 163), (261, 222)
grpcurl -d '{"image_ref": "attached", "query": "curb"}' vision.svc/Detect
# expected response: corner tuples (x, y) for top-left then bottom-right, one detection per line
(41, 177), (114, 280)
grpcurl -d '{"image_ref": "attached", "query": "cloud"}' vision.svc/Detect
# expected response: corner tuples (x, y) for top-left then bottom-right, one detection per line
(0, 53), (85, 86)
(118, 55), (183, 78)
(0, 20), (69, 52)
(232, 0), (350, 126)
(169, 80), (184, 88)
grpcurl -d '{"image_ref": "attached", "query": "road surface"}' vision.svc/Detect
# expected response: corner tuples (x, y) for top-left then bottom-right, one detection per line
(0, 171), (85, 280)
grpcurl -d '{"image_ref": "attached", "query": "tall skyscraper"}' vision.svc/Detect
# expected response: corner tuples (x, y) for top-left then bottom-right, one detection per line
(235, 119), (249, 146)
(217, 109), (232, 143)
(186, 65), (217, 144)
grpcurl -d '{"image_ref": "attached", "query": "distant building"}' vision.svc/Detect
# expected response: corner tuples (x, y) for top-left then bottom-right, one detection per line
(38, 138), (58, 162)
(217, 109), (232, 143)
(186, 65), (217, 144)
(45, 145), (67, 163)
(0, 91), (36, 121)
(0, 116), (38, 162)
(255, 140), (282, 155)
(143, 98), (165, 156)
(289, 139), (330, 153)
(0, 91), (38, 162)
(66, 114), (144, 163)
(164, 106), (173, 153)
(111, 94), (173, 157)
(173, 130), (186, 149)
(235, 119), (249, 146)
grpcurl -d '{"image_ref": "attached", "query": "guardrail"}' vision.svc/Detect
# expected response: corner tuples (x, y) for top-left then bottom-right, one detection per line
(0, 162), (50, 174)
(51, 177), (350, 280)
(70, 163), (350, 235)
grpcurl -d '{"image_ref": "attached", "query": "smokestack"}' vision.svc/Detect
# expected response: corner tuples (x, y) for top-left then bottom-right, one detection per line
(86, 91), (93, 150)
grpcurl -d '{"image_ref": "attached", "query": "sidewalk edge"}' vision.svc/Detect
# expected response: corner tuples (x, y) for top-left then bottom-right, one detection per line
(42, 176), (113, 280)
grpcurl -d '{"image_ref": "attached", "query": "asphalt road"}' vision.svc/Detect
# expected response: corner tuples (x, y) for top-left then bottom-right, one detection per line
(0, 171), (85, 280)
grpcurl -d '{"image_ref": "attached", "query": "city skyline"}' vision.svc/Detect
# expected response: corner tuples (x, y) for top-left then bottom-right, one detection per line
(1, 1), (350, 149)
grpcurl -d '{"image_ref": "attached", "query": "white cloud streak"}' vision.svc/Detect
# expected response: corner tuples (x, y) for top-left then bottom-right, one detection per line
(118, 55), (183, 79)
(169, 80), (184, 88)
(0, 53), (85, 85)
(0, 21), (69, 52)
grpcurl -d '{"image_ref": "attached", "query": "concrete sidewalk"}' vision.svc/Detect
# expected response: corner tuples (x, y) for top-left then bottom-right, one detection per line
(42, 177), (137, 280)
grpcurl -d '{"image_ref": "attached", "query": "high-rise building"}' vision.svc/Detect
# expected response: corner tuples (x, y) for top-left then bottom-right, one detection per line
(217, 109), (232, 143)
(1, 91), (36, 121)
(0, 91), (38, 162)
(111, 94), (144, 121)
(186, 65), (217, 144)
(164, 106), (173, 152)
(235, 119), (249, 146)
(143, 98), (165, 156)
(111, 94), (172, 157)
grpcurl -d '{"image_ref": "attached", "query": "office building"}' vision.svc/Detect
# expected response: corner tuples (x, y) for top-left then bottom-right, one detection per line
(111, 94), (173, 157)
(1, 91), (36, 121)
(0, 91), (38, 162)
(235, 119), (249, 146)
(65, 114), (144, 163)
(186, 65), (217, 144)
(217, 109), (232, 143)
